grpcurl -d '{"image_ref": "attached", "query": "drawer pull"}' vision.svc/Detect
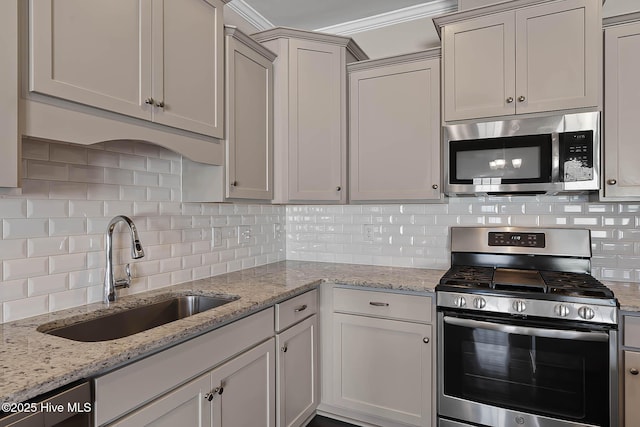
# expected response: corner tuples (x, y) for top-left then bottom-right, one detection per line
(294, 304), (308, 313)
(631, 368), (639, 375)
(369, 302), (389, 307)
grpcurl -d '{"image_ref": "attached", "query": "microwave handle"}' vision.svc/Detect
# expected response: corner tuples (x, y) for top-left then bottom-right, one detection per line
(443, 316), (609, 342)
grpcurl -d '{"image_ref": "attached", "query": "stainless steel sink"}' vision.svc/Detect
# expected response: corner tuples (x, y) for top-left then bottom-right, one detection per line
(39, 295), (237, 342)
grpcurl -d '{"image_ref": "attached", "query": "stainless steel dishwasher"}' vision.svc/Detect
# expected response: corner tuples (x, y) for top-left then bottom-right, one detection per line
(0, 381), (92, 427)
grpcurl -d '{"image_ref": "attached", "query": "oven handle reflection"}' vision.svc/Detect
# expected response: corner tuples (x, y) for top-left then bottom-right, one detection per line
(444, 316), (609, 342)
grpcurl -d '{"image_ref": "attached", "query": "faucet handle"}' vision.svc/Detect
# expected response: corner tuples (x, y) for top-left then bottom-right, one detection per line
(114, 263), (132, 288)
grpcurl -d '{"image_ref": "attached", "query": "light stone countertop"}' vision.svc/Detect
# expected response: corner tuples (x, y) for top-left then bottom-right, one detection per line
(2, 260), (639, 407)
(0, 261), (444, 405)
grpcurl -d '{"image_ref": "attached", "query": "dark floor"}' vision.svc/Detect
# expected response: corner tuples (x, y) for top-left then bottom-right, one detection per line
(307, 415), (358, 427)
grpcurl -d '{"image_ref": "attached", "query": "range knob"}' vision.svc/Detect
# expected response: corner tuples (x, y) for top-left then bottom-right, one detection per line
(473, 297), (487, 309)
(554, 304), (570, 317)
(512, 300), (526, 313)
(453, 296), (467, 308)
(578, 306), (596, 320)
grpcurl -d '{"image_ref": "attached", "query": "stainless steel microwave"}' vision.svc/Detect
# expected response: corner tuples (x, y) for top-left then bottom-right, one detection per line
(444, 112), (600, 196)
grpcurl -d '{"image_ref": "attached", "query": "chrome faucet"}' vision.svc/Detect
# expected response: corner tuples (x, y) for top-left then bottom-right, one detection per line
(104, 215), (145, 303)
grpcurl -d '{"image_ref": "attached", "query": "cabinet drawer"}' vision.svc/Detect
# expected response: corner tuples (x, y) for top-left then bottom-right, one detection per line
(275, 289), (318, 332)
(624, 315), (640, 348)
(333, 287), (432, 323)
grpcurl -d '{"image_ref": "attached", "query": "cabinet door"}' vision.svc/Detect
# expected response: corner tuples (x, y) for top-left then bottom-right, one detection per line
(152, 0), (224, 138)
(350, 58), (441, 201)
(211, 338), (276, 427)
(225, 35), (274, 200)
(515, 0), (599, 114)
(107, 374), (212, 427)
(276, 315), (318, 427)
(625, 351), (640, 426)
(443, 12), (516, 121)
(29, 0), (152, 120)
(603, 21), (640, 199)
(332, 314), (432, 426)
(288, 39), (346, 202)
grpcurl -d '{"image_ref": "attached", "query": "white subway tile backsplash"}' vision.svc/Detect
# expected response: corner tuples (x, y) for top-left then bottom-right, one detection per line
(0, 279), (28, 302)
(69, 165), (104, 184)
(88, 150), (119, 168)
(120, 185), (147, 201)
(104, 168), (135, 185)
(22, 139), (50, 160)
(49, 218), (86, 236)
(3, 295), (49, 323)
(3, 219), (49, 239)
(69, 200), (104, 218)
(87, 184), (120, 200)
(27, 160), (69, 181)
(27, 200), (69, 218)
(28, 237), (68, 257)
(0, 199), (27, 218)
(119, 154), (147, 170)
(50, 144), (88, 165)
(4, 257), (49, 281)
(49, 253), (87, 274)
(134, 171), (160, 187)
(49, 288), (87, 311)
(0, 240), (28, 260)
(147, 158), (172, 174)
(28, 273), (69, 296)
(69, 268), (103, 289)
(49, 182), (88, 199)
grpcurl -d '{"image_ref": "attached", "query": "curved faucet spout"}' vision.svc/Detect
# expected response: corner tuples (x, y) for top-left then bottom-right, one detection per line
(104, 215), (145, 304)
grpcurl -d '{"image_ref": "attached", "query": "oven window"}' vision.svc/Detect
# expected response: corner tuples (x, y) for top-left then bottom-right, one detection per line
(449, 134), (552, 184)
(442, 316), (609, 425)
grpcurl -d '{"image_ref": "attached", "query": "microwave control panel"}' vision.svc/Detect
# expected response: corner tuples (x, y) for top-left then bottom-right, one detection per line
(559, 130), (594, 182)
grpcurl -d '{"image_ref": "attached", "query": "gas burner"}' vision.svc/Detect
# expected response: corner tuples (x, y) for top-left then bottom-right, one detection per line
(540, 271), (615, 298)
(440, 265), (493, 288)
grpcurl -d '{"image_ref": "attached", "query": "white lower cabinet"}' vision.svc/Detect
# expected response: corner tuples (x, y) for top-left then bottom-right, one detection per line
(275, 290), (319, 427)
(109, 339), (275, 427)
(321, 286), (434, 427)
(107, 374), (212, 427)
(276, 315), (318, 427)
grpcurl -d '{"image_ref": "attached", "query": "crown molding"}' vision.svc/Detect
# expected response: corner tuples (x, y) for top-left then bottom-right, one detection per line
(347, 47), (441, 73)
(315, 0), (458, 36)
(226, 0), (275, 32)
(603, 11), (640, 27)
(225, 25), (278, 61)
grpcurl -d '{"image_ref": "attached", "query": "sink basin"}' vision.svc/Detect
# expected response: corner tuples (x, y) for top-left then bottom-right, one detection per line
(40, 295), (237, 342)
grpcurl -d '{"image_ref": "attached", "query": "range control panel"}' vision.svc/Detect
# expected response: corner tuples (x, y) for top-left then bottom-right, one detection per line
(488, 232), (546, 248)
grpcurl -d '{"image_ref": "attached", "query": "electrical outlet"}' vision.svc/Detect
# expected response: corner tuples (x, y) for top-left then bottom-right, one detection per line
(212, 227), (222, 248)
(238, 225), (251, 245)
(364, 224), (374, 242)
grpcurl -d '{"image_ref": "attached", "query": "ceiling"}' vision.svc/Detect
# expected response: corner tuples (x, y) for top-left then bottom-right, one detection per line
(227, 0), (457, 33)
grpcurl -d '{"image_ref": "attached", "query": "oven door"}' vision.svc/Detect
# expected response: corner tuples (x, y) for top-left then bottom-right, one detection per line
(438, 311), (616, 427)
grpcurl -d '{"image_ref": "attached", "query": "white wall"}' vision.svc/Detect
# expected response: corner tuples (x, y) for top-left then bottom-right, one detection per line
(0, 139), (285, 323)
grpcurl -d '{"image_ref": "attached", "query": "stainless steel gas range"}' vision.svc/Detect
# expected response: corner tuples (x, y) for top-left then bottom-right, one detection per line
(436, 227), (618, 427)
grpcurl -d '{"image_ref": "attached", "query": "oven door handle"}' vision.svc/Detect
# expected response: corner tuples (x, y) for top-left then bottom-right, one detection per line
(443, 316), (609, 342)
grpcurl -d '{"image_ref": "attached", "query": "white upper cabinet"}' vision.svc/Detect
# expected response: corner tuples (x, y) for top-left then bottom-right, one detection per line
(225, 26), (275, 201)
(436, 0), (601, 122)
(253, 28), (368, 204)
(29, 0), (224, 138)
(602, 13), (640, 200)
(348, 50), (441, 202)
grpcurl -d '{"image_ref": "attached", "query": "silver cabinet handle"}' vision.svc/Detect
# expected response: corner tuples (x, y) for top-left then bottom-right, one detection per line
(144, 97), (154, 105)
(607, 179), (617, 185)
(518, 95), (526, 102)
(205, 392), (214, 402)
(294, 304), (307, 313)
(281, 346), (288, 352)
(230, 181), (238, 187)
(336, 186), (342, 191)
(213, 385), (224, 395)
(155, 100), (165, 108)
(631, 368), (639, 375)
(506, 97), (514, 103)
(423, 337), (430, 344)
(369, 302), (389, 307)
(432, 184), (439, 190)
